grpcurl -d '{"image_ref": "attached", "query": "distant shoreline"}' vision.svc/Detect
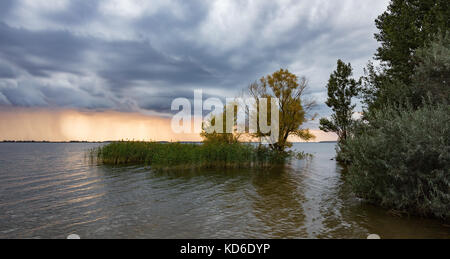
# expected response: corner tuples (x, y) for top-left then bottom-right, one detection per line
(1, 140), (337, 144)
(0, 141), (111, 144)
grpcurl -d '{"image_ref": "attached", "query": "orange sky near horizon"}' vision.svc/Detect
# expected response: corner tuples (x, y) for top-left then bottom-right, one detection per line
(0, 108), (337, 142)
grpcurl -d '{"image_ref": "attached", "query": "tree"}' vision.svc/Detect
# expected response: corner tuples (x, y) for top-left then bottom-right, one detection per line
(374, 0), (449, 84)
(340, 0), (450, 219)
(320, 60), (360, 142)
(248, 68), (315, 152)
(363, 0), (450, 110)
(410, 32), (450, 107)
(201, 104), (242, 144)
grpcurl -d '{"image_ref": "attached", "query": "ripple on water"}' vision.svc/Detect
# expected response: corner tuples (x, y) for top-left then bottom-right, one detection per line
(0, 143), (448, 239)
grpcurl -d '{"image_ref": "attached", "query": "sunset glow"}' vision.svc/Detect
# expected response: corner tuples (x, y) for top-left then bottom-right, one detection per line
(0, 108), (199, 142)
(0, 108), (337, 142)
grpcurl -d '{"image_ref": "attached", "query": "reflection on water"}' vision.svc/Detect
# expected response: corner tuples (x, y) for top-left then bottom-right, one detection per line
(0, 143), (448, 239)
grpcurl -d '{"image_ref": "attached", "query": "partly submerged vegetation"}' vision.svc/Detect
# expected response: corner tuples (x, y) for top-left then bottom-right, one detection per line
(319, 0), (450, 220)
(92, 1), (448, 220)
(91, 141), (293, 170)
(91, 68), (319, 170)
(343, 103), (450, 219)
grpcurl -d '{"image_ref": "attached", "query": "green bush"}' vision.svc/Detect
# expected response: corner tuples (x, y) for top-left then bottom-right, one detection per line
(91, 141), (288, 170)
(342, 104), (450, 219)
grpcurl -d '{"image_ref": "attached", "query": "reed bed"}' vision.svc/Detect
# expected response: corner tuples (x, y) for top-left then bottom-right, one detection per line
(90, 141), (289, 170)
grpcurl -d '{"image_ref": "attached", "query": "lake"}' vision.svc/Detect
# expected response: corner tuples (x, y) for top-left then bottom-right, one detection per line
(0, 143), (448, 239)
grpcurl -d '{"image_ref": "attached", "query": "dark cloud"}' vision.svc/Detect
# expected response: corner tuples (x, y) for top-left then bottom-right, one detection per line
(0, 0), (15, 18)
(0, 22), (88, 77)
(1, 82), (48, 107)
(0, 62), (15, 79)
(136, 89), (225, 116)
(0, 0), (390, 124)
(97, 40), (216, 89)
(47, 1), (102, 26)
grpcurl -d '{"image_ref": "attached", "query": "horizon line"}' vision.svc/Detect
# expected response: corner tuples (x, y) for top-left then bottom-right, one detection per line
(1, 140), (337, 144)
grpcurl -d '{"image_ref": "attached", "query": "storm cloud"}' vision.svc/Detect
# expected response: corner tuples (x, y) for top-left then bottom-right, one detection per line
(0, 0), (389, 121)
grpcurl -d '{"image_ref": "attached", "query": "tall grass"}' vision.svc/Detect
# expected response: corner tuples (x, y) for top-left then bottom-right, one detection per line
(91, 141), (289, 170)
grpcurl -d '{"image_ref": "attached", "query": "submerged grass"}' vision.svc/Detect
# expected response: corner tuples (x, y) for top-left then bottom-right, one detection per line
(90, 141), (289, 170)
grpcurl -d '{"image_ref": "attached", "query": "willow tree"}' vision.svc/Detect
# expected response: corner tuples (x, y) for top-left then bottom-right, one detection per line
(201, 103), (242, 144)
(248, 68), (315, 152)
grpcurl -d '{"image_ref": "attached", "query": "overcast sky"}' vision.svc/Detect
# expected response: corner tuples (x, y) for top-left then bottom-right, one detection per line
(0, 0), (390, 126)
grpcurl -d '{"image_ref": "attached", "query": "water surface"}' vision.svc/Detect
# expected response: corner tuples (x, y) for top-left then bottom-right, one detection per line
(0, 143), (448, 239)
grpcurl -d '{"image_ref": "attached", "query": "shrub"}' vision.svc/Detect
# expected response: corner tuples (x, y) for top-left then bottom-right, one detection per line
(342, 104), (450, 219)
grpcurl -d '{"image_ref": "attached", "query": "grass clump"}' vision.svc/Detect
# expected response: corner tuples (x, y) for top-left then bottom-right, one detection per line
(294, 151), (313, 160)
(91, 141), (289, 170)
